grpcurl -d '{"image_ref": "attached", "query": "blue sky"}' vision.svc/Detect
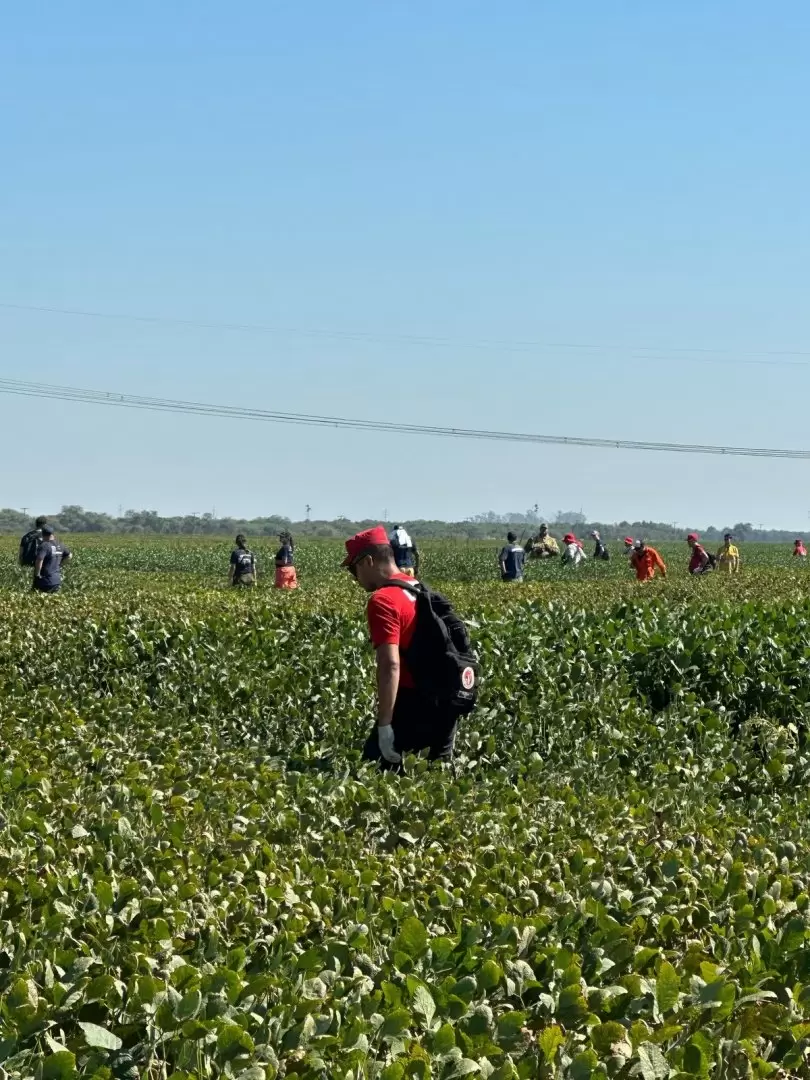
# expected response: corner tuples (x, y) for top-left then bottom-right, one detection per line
(2, 2), (810, 527)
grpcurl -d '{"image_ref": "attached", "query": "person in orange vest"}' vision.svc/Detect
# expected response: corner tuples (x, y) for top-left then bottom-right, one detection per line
(629, 539), (667, 582)
(794, 538), (807, 559)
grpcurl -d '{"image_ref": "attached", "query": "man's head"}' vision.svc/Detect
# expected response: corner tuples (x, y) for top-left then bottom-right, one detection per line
(41, 525), (55, 539)
(724, 532), (733, 542)
(538, 524), (548, 536)
(634, 539), (645, 553)
(686, 533), (699, 547)
(35, 516), (48, 529)
(343, 526), (397, 592)
(507, 531), (517, 543)
(624, 536), (634, 548)
(591, 530), (600, 540)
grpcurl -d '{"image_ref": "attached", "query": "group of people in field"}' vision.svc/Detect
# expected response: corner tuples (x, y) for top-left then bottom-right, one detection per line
(497, 525), (806, 582)
(12, 515), (810, 775)
(227, 531), (299, 590)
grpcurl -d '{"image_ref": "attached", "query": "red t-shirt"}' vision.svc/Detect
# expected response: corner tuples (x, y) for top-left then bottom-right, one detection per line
(366, 573), (418, 688)
(688, 544), (708, 573)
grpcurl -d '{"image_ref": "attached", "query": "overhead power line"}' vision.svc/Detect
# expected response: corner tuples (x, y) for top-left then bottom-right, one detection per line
(0, 376), (808, 461)
(2, 300), (810, 366)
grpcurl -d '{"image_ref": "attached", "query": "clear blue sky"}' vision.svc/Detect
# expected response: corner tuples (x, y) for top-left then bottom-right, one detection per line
(2, 1), (810, 528)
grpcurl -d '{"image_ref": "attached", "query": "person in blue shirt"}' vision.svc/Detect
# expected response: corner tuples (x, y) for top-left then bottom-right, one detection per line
(33, 526), (71, 593)
(498, 532), (526, 582)
(228, 534), (257, 587)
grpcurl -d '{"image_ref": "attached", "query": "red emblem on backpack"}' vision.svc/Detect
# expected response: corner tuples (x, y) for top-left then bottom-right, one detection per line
(461, 666), (475, 690)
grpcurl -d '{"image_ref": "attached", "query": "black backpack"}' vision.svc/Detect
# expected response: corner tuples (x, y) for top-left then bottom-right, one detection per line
(19, 529), (41, 567)
(380, 580), (479, 714)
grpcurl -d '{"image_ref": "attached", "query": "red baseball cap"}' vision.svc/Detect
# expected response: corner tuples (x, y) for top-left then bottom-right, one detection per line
(563, 533), (576, 543)
(342, 525), (390, 566)
(624, 536), (634, 545)
(686, 533), (698, 542)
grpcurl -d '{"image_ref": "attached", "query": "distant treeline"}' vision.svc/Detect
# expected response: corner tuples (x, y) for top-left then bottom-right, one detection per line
(0, 506), (804, 543)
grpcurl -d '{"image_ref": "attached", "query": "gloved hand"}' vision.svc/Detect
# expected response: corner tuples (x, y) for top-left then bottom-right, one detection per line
(378, 724), (401, 764)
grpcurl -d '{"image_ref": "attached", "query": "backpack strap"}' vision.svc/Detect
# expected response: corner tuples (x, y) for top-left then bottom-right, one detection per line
(376, 578), (422, 594)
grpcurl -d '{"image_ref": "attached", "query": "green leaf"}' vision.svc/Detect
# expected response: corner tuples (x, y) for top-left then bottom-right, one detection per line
(446, 1060), (480, 1078)
(216, 1022), (254, 1058)
(382, 1008), (412, 1036)
(412, 985), (436, 1027)
(396, 917), (428, 957)
(655, 961), (680, 1013)
(77, 1023), (122, 1051)
(477, 959), (503, 991)
(381, 1065), (405, 1080)
(433, 1023), (456, 1053)
(638, 1041), (670, 1080)
(570, 1050), (598, 1080)
(42, 1051), (77, 1079)
(175, 988), (202, 1020)
(592, 1021), (629, 1055)
(538, 1024), (564, 1063)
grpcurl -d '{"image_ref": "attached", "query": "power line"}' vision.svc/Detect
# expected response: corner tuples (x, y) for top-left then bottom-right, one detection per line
(2, 300), (810, 367)
(0, 375), (808, 461)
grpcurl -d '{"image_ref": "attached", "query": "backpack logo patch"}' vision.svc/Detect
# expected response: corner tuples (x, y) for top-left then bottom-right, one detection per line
(461, 666), (476, 691)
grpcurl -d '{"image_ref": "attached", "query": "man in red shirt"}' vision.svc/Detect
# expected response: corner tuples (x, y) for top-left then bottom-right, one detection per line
(343, 526), (458, 768)
(686, 533), (711, 575)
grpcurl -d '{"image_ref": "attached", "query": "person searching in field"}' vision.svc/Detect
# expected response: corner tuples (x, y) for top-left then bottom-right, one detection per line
(275, 531), (298, 589)
(526, 523), (559, 559)
(717, 533), (740, 573)
(591, 530), (610, 561)
(561, 533), (587, 566)
(498, 531), (526, 581)
(388, 524), (419, 577)
(33, 525), (71, 594)
(19, 515), (49, 569)
(343, 526), (477, 771)
(687, 533), (713, 574)
(629, 539), (667, 582)
(794, 538), (807, 559)
(623, 536), (635, 557)
(228, 534), (257, 587)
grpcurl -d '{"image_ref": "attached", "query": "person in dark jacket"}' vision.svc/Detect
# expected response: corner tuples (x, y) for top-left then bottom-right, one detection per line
(591, 530), (610, 561)
(33, 525), (71, 593)
(228, 534), (257, 587)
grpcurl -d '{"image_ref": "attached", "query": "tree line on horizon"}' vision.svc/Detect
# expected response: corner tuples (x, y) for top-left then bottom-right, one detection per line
(0, 505), (803, 543)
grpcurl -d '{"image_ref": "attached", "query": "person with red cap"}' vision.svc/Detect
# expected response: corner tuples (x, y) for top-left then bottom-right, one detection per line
(343, 525), (460, 768)
(794, 538), (807, 559)
(623, 537), (635, 558)
(686, 533), (711, 575)
(561, 533), (587, 566)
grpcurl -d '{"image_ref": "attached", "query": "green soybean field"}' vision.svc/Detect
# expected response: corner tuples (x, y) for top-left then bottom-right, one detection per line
(2, 536), (810, 1080)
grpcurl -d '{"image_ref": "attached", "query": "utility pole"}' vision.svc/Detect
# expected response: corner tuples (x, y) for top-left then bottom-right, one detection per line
(21, 506), (28, 519)
(305, 504), (311, 521)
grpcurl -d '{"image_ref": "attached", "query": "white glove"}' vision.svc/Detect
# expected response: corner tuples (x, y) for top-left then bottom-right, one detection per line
(378, 725), (401, 764)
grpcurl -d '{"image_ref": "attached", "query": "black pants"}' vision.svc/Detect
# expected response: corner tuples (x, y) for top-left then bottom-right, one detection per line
(33, 580), (60, 594)
(362, 688), (459, 770)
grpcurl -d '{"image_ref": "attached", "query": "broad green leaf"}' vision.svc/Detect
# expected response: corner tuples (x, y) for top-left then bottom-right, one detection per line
(655, 961), (680, 1013)
(77, 1023), (122, 1051)
(42, 1051), (77, 1079)
(396, 917), (428, 957)
(412, 985), (435, 1027)
(638, 1042), (669, 1080)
